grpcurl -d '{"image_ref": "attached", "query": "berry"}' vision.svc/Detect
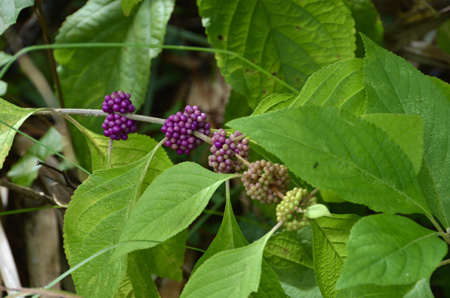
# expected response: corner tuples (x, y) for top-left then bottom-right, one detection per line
(276, 187), (317, 231)
(208, 129), (250, 173)
(241, 160), (290, 204)
(161, 105), (211, 154)
(102, 90), (137, 140)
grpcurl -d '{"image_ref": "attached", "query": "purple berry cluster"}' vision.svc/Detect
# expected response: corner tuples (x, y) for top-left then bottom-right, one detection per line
(161, 105), (211, 155)
(101, 90), (137, 140)
(208, 129), (250, 174)
(241, 160), (290, 204)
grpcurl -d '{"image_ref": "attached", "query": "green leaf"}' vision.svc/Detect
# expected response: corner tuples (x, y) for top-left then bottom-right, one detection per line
(0, 52), (12, 67)
(133, 230), (187, 282)
(121, 0), (143, 16)
(0, 80), (6, 96)
(228, 106), (430, 215)
(362, 35), (450, 229)
(0, 98), (37, 169)
(311, 214), (359, 298)
(362, 114), (424, 174)
(305, 204), (331, 219)
(70, 122), (172, 189)
(290, 58), (366, 115)
(114, 162), (237, 258)
(403, 278), (434, 298)
(437, 20), (450, 54)
(264, 228), (314, 269)
(337, 214), (448, 288)
(127, 253), (161, 298)
(336, 283), (415, 298)
(193, 189), (286, 297)
(252, 93), (297, 116)
(180, 230), (274, 298)
(343, 0), (383, 57)
(0, 0), (33, 35)
(55, 0), (174, 132)
(198, 0), (356, 107)
(63, 153), (155, 298)
(7, 127), (62, 186)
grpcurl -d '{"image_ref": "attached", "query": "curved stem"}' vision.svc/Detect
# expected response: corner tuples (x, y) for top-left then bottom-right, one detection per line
(0, 43), (300, 95)
(438, 258), (450, 268)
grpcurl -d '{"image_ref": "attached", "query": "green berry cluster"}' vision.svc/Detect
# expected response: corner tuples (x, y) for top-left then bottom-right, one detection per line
(276, 187), (317, 231)
(241, 160), (290, 204)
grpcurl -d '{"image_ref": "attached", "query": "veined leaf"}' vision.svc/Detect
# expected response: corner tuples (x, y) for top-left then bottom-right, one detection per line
(180, 229), (274, 298)
(228, 106), (430, 216)
(403, 278), (434, 298)
(337, 214), (448, 288)
(336, 283), (417, 298)
(55, 0), (174, 132)
(198, 0), (356, 107)
(362, 35), (450, 229)
(264, 229), (313, 269)
(291, 58), (366, 115)
(252, 93), (297, 116)
(63, 153), (155, 298)
(311, 214), (359, 298)
(0, 0), (33, 34)
(127, 253), (160, 298)
(0, 98), (37, 168)
(362, 114), (424, 175)
(114, 162), (237, 258)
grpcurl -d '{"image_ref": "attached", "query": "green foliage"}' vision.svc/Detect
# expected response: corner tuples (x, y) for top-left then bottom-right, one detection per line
(0, 98), (37, 168)
(0, 0), (33, 34)
(7, 127), (62, 186)
(198, 0), (356, 107)
(311, 214), (359, 298)
(362, 35), (450, 229)
(437, 20), (450, 54)
(228, 106), (430, 215)
(338, 215), (447, 288)
(121, 0), (143, 16)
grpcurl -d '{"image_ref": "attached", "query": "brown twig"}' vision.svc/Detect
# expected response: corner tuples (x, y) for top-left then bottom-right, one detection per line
(0, 179), (54, 204)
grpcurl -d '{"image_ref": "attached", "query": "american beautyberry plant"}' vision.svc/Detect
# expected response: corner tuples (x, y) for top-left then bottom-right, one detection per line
(1, 0), (450, 297)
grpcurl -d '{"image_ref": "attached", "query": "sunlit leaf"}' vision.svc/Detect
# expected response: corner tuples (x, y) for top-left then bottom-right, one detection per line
(0, 0), (33, 35)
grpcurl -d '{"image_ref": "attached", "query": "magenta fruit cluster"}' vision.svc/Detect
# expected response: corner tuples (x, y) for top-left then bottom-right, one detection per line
(161, 105), (211, 154)
(208, 129), (250, 173)
(101, 90), (137, 140)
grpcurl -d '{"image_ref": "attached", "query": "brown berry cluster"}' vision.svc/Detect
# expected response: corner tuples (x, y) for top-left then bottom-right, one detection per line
(276, 187), (317, 231)
(241, 160), (290, 204)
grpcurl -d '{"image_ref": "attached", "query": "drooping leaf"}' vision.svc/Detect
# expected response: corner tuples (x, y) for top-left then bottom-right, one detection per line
(54, 0), (174, 169)
(0, 0), (33, 35)
(180, 229), (274, 298)
(228, 106), (430, 216)
(0, 98), (37, 168)
(198, 0), (356, 107)
(337, 214), (448, 289)
(252, 93), (297, 116)
(343, 0), (383, 56)
(63, 153), (155, 298)
(121, 0), (143, 16)
(311, 214), (359, 298)
(264, 228), (314, 269)
(362, 114), (424, 174)
(193, 187), (286, 297)
(114, 162), (237, 258)
(290, 58), (366, 115)
(362, 35), (450, 229)
(7, 127), (62, 186)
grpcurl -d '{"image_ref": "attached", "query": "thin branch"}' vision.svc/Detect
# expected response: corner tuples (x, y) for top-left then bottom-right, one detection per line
(438, 259), (450, 268)
(0, 179), (54, 204)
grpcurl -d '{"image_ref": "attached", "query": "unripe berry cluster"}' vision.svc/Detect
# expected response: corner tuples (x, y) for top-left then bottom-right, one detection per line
(101, 91), (137, 140)
(241, 160), (290, 204)
(276, 188), (317, 231)
(161, 105), (211, 155)
(208, 129), (250, 173)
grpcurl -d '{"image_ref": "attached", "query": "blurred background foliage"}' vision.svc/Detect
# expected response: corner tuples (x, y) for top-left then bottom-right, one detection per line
(1, 0), (450, 297)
